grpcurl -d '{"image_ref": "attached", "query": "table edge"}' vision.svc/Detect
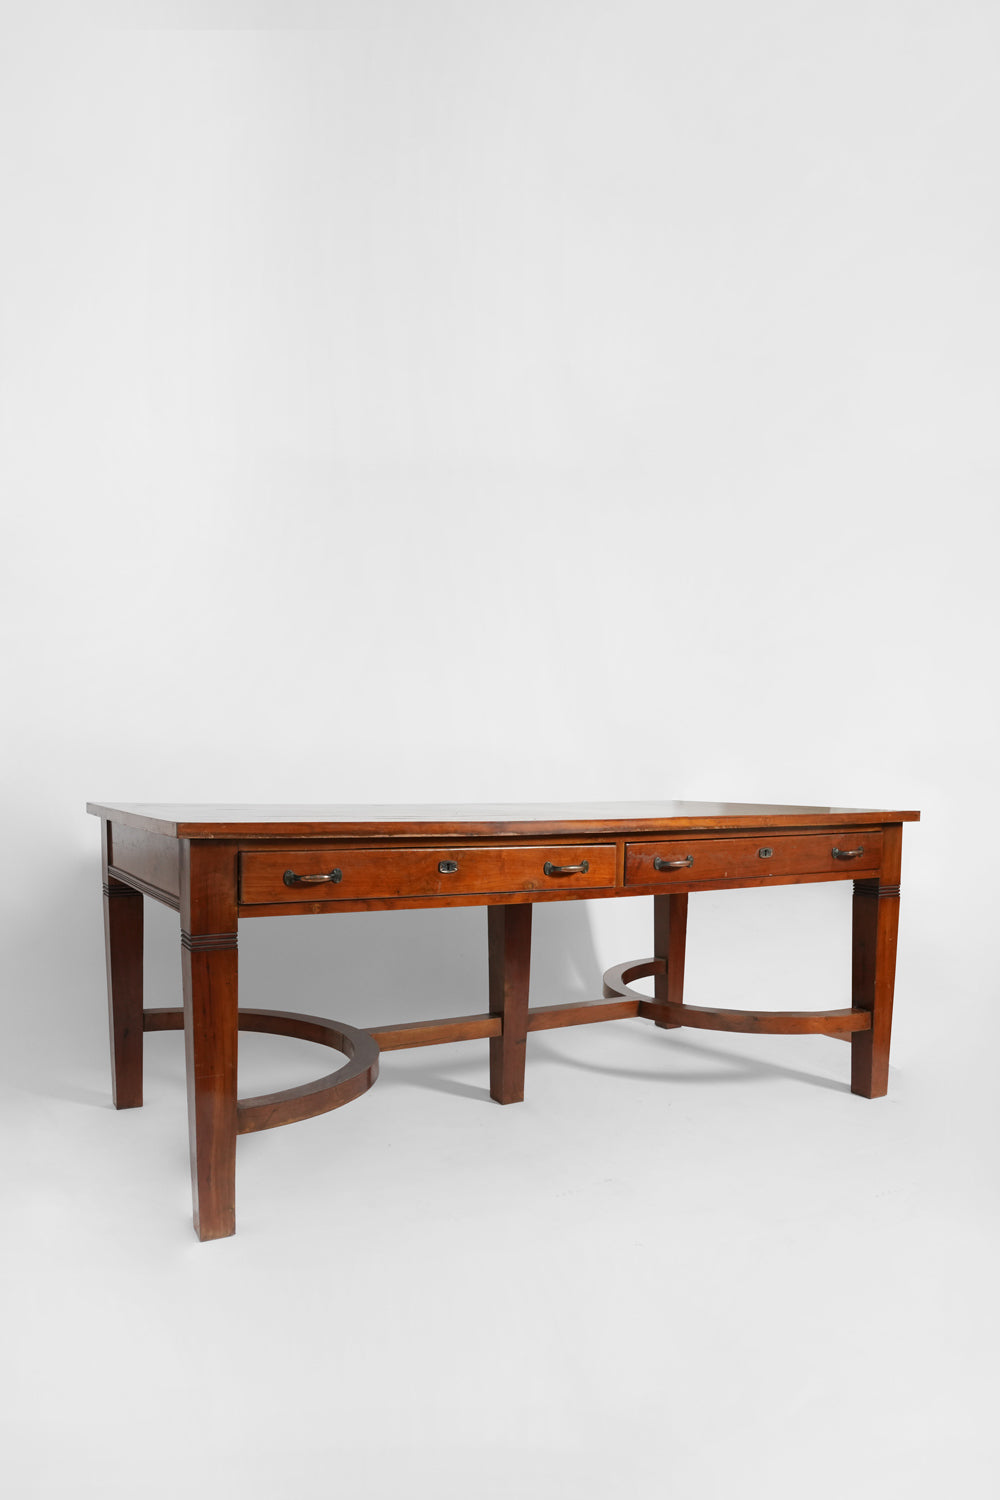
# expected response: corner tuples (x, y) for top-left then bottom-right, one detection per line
(87, 803), (921, 839)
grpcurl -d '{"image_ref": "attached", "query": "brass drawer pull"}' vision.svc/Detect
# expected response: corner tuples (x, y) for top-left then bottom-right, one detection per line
(543, 860), (590, 876)
(653, 855), (694, 871)
(283, 868), (343, 887)
(832, 847), (864, 860)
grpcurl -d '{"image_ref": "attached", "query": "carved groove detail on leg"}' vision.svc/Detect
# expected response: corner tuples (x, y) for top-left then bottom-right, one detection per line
(854, 880), (900, 900)
(181, 930), (238, 952)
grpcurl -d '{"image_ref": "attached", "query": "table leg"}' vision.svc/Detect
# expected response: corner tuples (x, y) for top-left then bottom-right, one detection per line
(103, 873), (144, 1110)
(851, 825), (902, 1099)
(181, 842), (239, 1241)
(653, 892), (688, 1029)
(488, 904), (532, 1104)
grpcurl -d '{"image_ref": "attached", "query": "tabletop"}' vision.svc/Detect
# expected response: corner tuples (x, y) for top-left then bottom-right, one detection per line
(87, 800), (921, 839)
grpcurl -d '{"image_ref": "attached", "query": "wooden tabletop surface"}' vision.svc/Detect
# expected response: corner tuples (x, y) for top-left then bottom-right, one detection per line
(87, 800), (921, 840)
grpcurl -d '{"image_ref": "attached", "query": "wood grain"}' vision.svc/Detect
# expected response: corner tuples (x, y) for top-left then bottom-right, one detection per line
(240, 843), (616, 905)
(236, 866), (875, 919)
(368, 1014), (501, 1050)
(108, 823), (180, 901)
(180, 840), (239, 1242)
(102, 820), (144, 1109)
(636, 999), (872, 1034)
(488, 904), (532, 1104)
(653, 892), (688, 1030)
(234, 1011), (378, 1134)
(142, 1006), (379, 1132)
(87, 800), (921, 840)
(851, 824), (903, 1098)
(626, 832), (883, 885)
(526, 998), (638, 1030)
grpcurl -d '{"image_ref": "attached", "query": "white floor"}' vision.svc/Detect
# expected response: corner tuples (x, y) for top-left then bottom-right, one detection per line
(3, 954), (997, 1500)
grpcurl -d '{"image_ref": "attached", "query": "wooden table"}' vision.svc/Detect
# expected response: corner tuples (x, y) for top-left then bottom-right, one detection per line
(88, 800), (919, 1240)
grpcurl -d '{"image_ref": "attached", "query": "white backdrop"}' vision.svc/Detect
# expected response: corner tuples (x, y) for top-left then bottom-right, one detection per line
(1, 6), (997, 1498)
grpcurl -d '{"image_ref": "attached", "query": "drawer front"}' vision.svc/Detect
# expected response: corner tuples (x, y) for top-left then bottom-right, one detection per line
(625, 832), (883, 886)
(240, 844), (617, 905)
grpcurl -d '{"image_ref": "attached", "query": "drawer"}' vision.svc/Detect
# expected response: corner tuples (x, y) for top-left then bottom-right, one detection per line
(240, 843), (617, 904)
(625, 831), (882, 886)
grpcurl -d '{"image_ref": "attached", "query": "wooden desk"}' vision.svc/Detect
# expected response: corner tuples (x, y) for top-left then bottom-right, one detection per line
(88, 800), (919, 1241)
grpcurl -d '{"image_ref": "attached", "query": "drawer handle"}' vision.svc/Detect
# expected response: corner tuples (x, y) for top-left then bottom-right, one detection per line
(283, 868), (343, 886)
(543, 860), (590, 876)
(438, 860), (459, 874)
(653, 855), (694, 871)
(832, 847), (864, 860)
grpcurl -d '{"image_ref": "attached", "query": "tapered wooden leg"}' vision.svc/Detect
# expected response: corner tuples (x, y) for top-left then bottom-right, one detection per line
(653, 893), (688, 1029)
(103, 878), (144, 1109)
(851, 825), (902, 1099)
(488, 904), (532, 1104)
(181, 841), (239, 1241)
